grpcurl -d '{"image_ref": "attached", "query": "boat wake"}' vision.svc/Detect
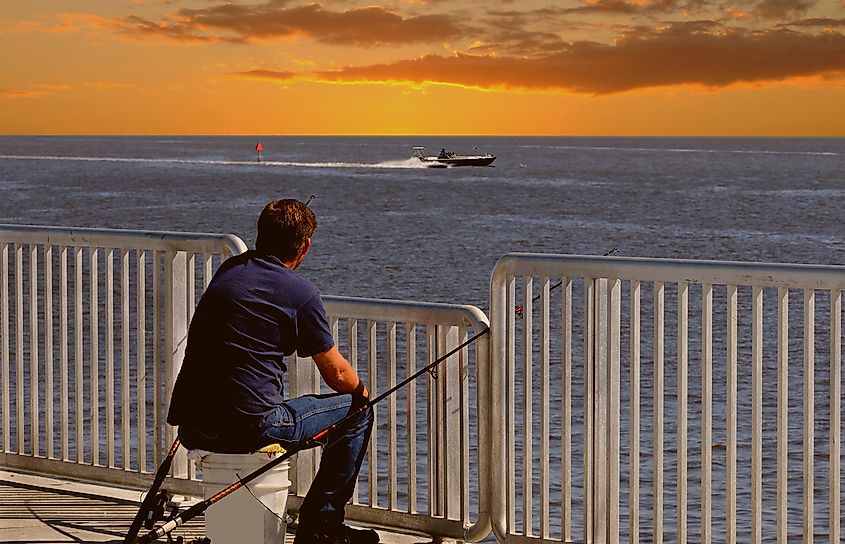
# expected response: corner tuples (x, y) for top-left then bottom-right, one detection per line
(0, 155), (429, 169)
(374, 158), (429, 169)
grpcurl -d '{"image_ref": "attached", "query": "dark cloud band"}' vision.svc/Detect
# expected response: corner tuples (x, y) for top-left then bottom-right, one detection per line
(236, 26), (845, 94)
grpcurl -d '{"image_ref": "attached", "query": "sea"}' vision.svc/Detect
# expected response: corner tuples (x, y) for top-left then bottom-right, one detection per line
(1, 136), (844, 541)
(1, 136), (842, 311)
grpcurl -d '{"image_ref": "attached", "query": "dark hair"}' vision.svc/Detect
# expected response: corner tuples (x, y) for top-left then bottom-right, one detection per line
(255, 199), (317, 260)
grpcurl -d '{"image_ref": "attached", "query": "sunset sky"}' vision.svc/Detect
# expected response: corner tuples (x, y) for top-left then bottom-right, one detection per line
(2, 0), (844, 135)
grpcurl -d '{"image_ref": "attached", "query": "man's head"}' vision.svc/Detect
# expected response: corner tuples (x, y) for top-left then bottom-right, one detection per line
(256, 199), (317, 264)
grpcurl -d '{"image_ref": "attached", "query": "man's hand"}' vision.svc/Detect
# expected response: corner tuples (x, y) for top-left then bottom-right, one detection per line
(350, 379), (370, 411)
(353, 379), (369, 400)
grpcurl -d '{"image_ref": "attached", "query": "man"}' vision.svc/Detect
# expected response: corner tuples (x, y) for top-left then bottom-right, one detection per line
(167, 199), (378, 544)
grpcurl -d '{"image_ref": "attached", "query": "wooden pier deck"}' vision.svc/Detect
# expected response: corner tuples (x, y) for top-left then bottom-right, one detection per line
(0, 470), (207, 543)
(0, 470), (420, 544)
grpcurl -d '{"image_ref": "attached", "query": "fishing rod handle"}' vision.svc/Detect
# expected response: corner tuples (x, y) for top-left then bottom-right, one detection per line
(135, 501), (205, 544)
(123, 438), (181, 544)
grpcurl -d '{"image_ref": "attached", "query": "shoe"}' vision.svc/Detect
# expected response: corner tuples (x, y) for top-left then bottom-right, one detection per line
(291, 526), (333, 544)
(338, 524), (379, 544)
(293, 522), (379, 544)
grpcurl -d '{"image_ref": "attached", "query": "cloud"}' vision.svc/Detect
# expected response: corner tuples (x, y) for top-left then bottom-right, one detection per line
(113, 14), (220, 43)
(721, 5), (756, 20)
(488, 0), (701, 19)
(0, 82), (129, 100)
(0, 14), (100, 34)
(33, 83), (72, 91)
(0, 89), (48, 98)
(464, 27), (570, 57)
(235, 69), (299, 80)
(560, 0), (682, 15)
(236, 24), (845, 94)
(111, 2), (466, 45)
(754, 0), (816, 19)
(83, 81), (134, 89)
(782, 17), (845, 27)
(0, 83), (71, 99)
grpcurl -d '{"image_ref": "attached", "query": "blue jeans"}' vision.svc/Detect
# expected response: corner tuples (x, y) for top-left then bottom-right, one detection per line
(260, 393), (374, 527)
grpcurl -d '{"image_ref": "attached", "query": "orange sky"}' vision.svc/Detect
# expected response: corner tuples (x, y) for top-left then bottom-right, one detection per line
(2, 0), (844, 135)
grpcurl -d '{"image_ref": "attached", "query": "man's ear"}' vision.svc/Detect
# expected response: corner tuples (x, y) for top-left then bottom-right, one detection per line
(293, 238), (311, 268)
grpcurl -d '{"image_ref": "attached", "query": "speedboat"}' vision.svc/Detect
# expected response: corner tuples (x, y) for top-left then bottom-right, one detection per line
(412, 147), (496, 167)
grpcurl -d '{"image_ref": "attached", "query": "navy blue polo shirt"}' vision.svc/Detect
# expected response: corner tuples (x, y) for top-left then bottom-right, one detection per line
(167, 250), (335, 448)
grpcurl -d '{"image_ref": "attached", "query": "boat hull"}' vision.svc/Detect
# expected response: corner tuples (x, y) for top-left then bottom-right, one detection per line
(419, 155), (496, 167)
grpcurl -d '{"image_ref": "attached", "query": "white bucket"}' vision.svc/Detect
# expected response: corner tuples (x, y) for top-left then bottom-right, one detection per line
(198, 452), (291, 544)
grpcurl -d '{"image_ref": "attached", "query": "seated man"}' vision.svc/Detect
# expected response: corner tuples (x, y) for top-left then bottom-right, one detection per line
(167, 198), (377, 544)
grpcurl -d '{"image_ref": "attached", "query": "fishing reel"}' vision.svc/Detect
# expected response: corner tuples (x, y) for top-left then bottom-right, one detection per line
(140, 488), (211, 544)
(143, 489), (180, 530)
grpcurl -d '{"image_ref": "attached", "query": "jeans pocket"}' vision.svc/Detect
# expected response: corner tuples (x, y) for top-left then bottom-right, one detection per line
(271, 404), (295, 428)
(262, 404), (296, 444)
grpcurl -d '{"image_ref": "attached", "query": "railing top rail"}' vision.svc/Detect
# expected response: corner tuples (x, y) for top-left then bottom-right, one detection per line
(492, 252), (845, 290)
(324, 294), (489, 331)
(0, 224), (248, 256)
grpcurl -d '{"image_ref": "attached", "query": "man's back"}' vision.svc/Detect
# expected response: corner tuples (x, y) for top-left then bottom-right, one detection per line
(167, 250), (334, 451)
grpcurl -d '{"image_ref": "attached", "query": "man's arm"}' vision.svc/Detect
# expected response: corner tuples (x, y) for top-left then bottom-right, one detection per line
(311, 346), (369, 398)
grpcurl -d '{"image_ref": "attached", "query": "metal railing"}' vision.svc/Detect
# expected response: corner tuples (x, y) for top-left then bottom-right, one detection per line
(288, 296), (490, 542)
(4, 225), (845, 544)
(490, 253), (844, 544)
(0, 225), (492, 542)
(0, 225), (246, 496)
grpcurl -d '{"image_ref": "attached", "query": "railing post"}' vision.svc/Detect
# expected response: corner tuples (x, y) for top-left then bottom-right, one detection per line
(607, 278), (621, 544)
(441, 325), (463, 520)
(583, 277), (595, 543)
(287, 350), (321, 501)
(588, 277), (620, 544)
(165, 249), (189, 479)
(489, 268), (508, 543)
(592, 278), (608, 543)
(1, 243), (7, 454)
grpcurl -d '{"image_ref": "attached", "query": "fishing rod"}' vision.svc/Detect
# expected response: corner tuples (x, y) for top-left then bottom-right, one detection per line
(131, 325), (490, 544)
(515, 247), (618, 318)
(124, 438), (182, 544)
